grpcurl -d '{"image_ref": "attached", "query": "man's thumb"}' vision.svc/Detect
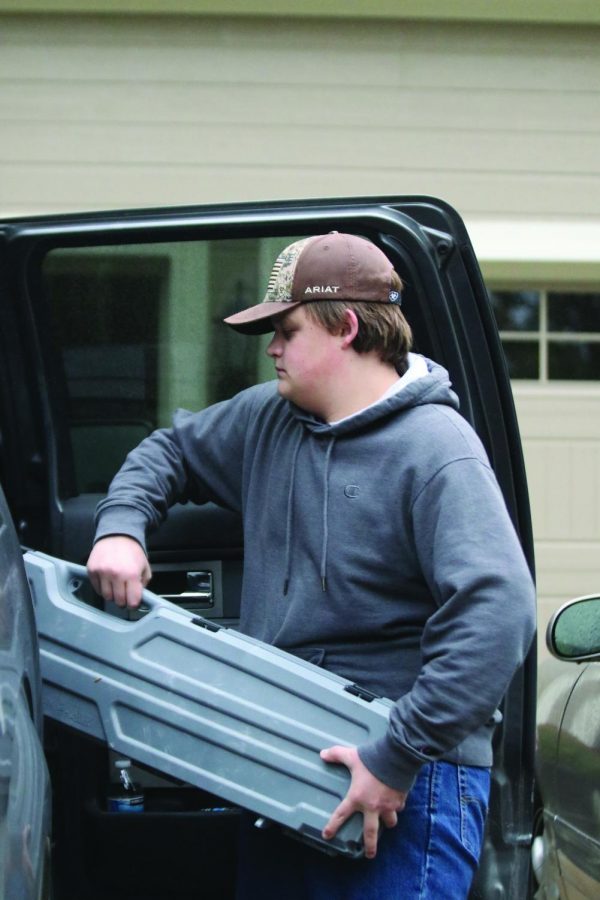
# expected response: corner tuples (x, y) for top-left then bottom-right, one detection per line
(320, 745), (350, 765)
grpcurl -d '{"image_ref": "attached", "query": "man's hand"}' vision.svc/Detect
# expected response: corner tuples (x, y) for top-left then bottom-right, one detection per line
(320, 745), (407, 859)
(87, 535), (151, 608)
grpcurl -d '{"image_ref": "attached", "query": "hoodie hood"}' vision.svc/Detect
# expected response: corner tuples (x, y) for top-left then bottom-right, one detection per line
(290, 356), (460, 437)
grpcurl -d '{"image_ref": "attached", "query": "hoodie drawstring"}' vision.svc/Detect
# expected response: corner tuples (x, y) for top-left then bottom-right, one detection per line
(320, 438), (335, 592)
(283, 429), (303, 596)
(282, 430), (335, 596)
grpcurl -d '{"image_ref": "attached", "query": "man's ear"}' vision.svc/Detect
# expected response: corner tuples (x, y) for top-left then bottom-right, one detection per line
(339, 308), (359, 349)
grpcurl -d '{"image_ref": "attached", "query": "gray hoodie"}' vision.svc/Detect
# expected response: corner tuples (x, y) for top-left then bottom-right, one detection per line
(94, 358), (536, 792)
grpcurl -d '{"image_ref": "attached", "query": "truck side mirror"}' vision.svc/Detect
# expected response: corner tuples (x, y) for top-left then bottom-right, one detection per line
(547, 595), (600, 662)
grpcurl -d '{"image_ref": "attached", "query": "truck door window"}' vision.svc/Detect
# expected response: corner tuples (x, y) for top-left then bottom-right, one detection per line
(42, 236), (299, 494)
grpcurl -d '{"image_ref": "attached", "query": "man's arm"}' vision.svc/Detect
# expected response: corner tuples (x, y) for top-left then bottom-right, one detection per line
(354, 455), (535, 797)
(323, 456), (535, 852)
(87, 424), (195, 605)
(88, 386), (268, 605)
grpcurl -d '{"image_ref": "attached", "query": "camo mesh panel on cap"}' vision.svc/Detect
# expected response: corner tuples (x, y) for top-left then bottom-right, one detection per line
(264, 236), (315, 303)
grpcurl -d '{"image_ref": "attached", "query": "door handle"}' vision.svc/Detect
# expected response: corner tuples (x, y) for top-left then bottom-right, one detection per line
(160, 571), (214, 607)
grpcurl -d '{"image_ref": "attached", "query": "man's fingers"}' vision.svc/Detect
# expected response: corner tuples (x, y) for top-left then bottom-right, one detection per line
(112, 579), (129, 608)
(381, 809), (398, 829)
(96, 576), (143, 609)
(125, 578), (143, 609)
(320, 745), (351, 767)
(88, 571), (101, 596)
(322, 798), (353, 840)
(362, 811), (380, 859)
(99, 576), (115, 605)
(141, 568), (151, 588)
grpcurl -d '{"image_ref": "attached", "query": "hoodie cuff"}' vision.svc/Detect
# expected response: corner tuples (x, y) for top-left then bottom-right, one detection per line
(93, 506), (149, 556)
(358, 731), (432, 793)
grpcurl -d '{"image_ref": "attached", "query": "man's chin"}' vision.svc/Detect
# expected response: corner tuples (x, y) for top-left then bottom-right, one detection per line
(277, 381), (301, 407)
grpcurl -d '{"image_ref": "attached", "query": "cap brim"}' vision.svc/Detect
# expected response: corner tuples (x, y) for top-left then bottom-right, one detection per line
(223, 301), (302, 335)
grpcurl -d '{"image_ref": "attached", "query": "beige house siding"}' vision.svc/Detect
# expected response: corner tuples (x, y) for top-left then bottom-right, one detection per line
(1, 11), (600, 651)
(1, 14), (599, 220)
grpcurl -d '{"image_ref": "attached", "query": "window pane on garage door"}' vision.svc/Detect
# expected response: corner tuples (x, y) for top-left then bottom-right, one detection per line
(548, 292), (600, 333)
(549, 342), (600, 380)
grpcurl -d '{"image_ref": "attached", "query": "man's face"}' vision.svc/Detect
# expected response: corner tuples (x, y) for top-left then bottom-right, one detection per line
(266, 306), (342, 416)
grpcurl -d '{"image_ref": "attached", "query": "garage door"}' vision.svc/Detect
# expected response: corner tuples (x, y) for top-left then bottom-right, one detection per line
(515, 387), (600, 658)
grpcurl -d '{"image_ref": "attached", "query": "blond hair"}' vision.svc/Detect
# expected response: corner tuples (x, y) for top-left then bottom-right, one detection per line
(303, 272), (412, 372)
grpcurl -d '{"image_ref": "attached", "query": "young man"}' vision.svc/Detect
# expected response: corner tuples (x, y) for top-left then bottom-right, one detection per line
(87, 232), (536, 899)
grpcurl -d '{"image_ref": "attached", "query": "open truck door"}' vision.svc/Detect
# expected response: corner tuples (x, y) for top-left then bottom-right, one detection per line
(0, 196), (536, 899)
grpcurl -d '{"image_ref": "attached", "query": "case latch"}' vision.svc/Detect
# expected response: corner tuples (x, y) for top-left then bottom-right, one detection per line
(343, 683), (380, 703)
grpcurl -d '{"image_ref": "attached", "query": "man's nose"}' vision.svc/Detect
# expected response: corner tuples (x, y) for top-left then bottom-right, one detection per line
(267, 335), (281, 357)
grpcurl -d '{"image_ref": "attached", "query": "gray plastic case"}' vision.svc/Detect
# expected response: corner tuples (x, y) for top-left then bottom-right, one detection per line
(24, 550), (393, 858)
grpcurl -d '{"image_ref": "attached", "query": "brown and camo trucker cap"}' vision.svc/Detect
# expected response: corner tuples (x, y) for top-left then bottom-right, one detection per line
(223, 232), (401, 334)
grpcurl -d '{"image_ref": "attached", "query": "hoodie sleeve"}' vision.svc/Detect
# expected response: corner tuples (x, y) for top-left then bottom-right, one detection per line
(94, 385), (266, 551)
(358, 455), (536, 792)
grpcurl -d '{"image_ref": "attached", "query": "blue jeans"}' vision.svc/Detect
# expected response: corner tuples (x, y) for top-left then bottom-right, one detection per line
(235, 761), (490, 900)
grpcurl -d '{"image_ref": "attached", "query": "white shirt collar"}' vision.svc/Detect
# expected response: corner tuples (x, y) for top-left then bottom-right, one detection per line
(329, 353), (429, 426)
